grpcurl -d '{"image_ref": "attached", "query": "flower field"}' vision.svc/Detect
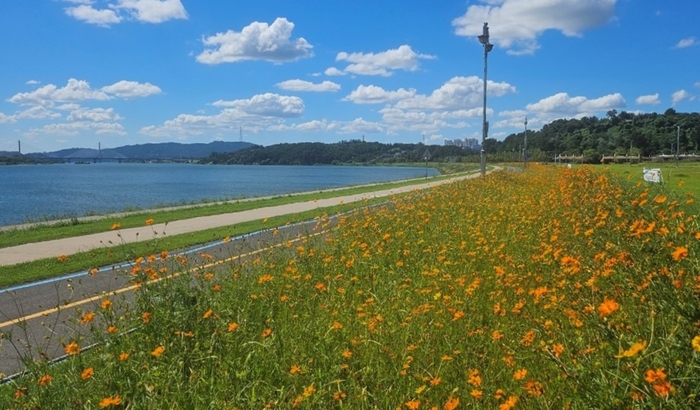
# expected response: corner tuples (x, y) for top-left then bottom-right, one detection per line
(2, 165), (699, 409)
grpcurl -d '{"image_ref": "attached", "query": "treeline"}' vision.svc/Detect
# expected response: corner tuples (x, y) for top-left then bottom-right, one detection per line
(487, 109), (700, 163)
(208, 140), (474, 165)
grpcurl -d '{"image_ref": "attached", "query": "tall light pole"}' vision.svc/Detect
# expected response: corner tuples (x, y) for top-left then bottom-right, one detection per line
(478, 22), (493, 176)
(675, 124), (680, 167)
(523, 116), (528, 168)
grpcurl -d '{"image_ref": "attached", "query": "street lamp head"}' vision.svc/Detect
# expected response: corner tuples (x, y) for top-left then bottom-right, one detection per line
(478, 22), (490, 45)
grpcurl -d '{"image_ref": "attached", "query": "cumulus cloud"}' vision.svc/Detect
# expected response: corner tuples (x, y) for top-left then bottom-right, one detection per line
(671, 89), (692, 105)
(67, 107), (122, 122)
(635, 93), (660, 105)
(196, 18), (313, 64)
(343, 85), (416, 104)
(0, 112), (17, 124)
(28, 121), (126, 136)
(15, 106), (62, 120)
(675, 37), (698, 48)
(26, 80), (40, 85)
(276, 79), (340, 92)
(395, 76), (516, 111)
(112, 0), (187, 24)
(101, 80), (162, 98)
(9, 79), (110, 105)
(337, 118), (384, 134)
(65, 5), (122, 26)
(332, 45), (434, 76)
(324, 67), (345, 76)
(211, 93), (304, 118)
(526, 92), (626, 115)
(63, 0), (186, 26)
(8, 79), (162, 106)
(142, 93), (306, 138)
(453, 0), (617, 55)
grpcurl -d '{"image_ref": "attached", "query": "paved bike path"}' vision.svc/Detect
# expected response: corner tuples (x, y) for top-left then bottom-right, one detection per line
(0, 172), (487, 267)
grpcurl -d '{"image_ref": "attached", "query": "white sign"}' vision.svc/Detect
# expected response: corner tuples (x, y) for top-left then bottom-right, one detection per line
(643, 168), (662, 183)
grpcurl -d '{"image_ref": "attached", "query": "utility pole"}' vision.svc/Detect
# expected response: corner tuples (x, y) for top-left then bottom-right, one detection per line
(478, 22), (493, 176)
(675, 125), (680, 168)
(524, 116), (528, 168)
(18, 140), (21, 155)
(239, 127), (243, 142)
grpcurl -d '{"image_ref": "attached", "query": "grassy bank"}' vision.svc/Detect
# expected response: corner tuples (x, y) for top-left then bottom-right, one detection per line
(2, 165), (698, 408)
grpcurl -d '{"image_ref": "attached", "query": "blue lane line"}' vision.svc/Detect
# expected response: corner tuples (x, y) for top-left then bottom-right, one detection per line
(1, 201), (391, 294)
(0, 219), (319, 294)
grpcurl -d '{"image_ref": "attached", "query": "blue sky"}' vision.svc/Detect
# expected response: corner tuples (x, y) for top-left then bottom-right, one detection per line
(1, 0), (698, 153)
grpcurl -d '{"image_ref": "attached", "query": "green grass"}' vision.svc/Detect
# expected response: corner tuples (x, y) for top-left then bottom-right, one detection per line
(2, 165), (698, 408)
(598, 162), (700, 197)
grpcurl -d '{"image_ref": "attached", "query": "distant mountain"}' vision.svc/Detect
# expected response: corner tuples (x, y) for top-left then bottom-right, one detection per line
(25, 141), (253, 160)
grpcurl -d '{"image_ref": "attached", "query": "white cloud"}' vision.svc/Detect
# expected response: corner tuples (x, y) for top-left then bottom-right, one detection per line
(15, 106), (62, 120)
(276, 79), (340, 92)
(65, 5), (122, 27)
(0, 112), (17, 124)
(334, 45), (434, 76)
(26, 80), (40, 85)
(196, 18), (313, 64)
(395, 76), (516, 111)
(675, 37), (698, 49)
(453, 0), (617, 55)
(695, 82), (700, 88)
(635, 93), (660, 105)
(211, 93), (304, 118)
(343, 85), (416, 104)
(526, 92), (626, 115)
(8, 79), (162, 106)
(269, 119), (340, 132)
(112, 0), (187, 24)
(67, 107), (122, 122)
(142, 93), (305, 138)
(9, 79), (110, 105)
(101, 80), (162, 98)
(337, 118), (384, 134)
(28, 121), (126, 136)
(324, 67), (345, 76)
(63, 0), (186, 25)
(379, 106), (477, 134)
(671, 89), (692, 105)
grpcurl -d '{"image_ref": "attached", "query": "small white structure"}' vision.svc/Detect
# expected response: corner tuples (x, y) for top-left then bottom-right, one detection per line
(643, 168), (663, 183)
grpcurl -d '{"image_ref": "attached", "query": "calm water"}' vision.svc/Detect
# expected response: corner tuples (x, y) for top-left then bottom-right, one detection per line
(0, 163), (437, 226)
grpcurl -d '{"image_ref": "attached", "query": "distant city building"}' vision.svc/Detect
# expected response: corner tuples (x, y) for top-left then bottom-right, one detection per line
(444, 138), (480, 150)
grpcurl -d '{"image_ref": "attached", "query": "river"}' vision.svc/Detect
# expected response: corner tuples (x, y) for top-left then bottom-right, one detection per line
(0, 163), (438, 226)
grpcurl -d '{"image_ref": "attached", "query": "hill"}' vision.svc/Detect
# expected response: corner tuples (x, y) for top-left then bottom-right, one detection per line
(24, 141), (253, 160)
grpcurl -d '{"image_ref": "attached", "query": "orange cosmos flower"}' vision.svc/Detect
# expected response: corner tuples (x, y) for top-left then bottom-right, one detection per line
(81, 367), (94, 380)
(65, 341), (80, 355)
(107, 325), (118, 334)
(290, 364), (302, 374)
(598, 297), (620, 317)
(145, 218), (155, 225)
(653, 195), (667, 203)
(227, 322), (239, 332)
(405, 400), (421, 410)
(89, 268), (99, 276)
(499, 396), (518, 410)
(672, 246), (688, 261)
(151, 345), (165, 357)
(331, 321), (343, 330)
(57, 254), (68, 262)
(261, 328), (272, 338)
(142, 312), (151, 324)
(429, 377), (441, 386)
(302, 384), (316, 398)
(80, 311), (95, 324)
(38, 374), (52, 386)
(110, 222), (121, 230)
(99, 395), (122, 408)
(513, 368), (528, 380)
(470, 390), (483, 400)
(119, 352), (130, 361)
(551, 343), (564, 358)
(101, 299), (113, 310)
(692, 335), (700, 352)
(342, 349), (352, 359)
(615, 341), (647, 358)
(444, 397), (459, 410)
(202, 309), (214, 319)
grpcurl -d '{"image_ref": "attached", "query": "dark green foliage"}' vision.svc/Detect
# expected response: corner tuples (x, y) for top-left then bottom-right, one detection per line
(208, 140), (474, 165)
